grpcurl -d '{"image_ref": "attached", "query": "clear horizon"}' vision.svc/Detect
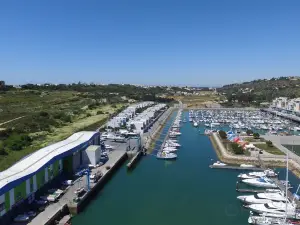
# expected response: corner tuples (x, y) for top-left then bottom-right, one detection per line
(1, 0), (299, 86)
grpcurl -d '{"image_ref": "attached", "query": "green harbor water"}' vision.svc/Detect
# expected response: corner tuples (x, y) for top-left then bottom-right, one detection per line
(72, 111), (300, 225)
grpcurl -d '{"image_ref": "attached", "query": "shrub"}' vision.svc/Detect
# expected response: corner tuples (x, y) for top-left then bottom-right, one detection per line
(97, 111), (103, 115)
(246, 129), (253, 136)
(231, 142), (244, 154)
(0, 142), (7, 155)
(88, 104), (95, 110)
(253, 133), (260, 139)
(218, 130), (227, 139)
(39, 111), (49, 117)
(3, 133), (32, 151)
(86, 113), (92, 117)
(266, 140), (273, 147)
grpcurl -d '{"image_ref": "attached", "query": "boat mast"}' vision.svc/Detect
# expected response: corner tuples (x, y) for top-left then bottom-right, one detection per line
(285, 151), (289, 222)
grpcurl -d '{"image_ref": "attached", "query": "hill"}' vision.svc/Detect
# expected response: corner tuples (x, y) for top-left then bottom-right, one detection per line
(217, 76), (300, 106)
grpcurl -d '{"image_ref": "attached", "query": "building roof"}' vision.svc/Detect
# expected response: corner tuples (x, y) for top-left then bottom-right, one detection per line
(0, 131), (98, 195)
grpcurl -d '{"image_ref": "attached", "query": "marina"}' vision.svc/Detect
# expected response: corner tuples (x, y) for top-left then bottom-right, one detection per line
(190, 109), (300, 135)
(71, 110), (300, 225)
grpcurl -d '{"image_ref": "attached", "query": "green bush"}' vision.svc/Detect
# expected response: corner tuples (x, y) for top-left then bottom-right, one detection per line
(86, 113), (92, 117)
(231, 142), (244, 154)
(97, 110), (103, 115)
(218, 130), (227, 139)
(0, 142), (7, 155)
(266, 140), (273, 147)
(253, 133), (260, 139)
(3, 133), (32, 151)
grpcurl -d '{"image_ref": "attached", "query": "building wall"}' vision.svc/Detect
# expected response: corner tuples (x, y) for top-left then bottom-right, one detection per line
(0, 132), (100, 220)
(1, 159), (64, 218)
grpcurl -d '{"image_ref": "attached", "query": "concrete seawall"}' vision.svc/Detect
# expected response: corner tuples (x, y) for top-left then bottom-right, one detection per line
(68, 151), (128, 215)
(210, 132), (300, 177)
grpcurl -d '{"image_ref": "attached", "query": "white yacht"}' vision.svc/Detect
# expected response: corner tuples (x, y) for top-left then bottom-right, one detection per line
(212, 161), (227, 167)
(246, 202), (296, 215)
(162, 147), (178, 152)
(166, 140), (181, 147)
(169, 131), (181, 136)
(248, 214), (288, 225)
(156, 151), (177, 160)
(240, 164), (255, 168)
(237, 192), (286, 204)
(193, 121), (198, 127)
(293, 127), (300, 131)
(242, 177), (277, 188)
(238, 170), (277, 179)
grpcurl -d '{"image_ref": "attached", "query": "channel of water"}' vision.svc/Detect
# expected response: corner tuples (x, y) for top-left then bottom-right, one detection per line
(72, 111), (300, 225)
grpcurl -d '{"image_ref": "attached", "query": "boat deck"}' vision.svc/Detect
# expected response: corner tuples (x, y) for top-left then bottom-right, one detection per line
(209, 165), (264, 171)
(236, 189), (266, 193)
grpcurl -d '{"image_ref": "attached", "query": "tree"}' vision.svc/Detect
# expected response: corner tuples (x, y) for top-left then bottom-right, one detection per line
(253, 133), (260, 139)
(246, 129), (253, 136)
(266, 140), (273, 147)
(218, 130), (227, 139)
(231, 142), (244, 154)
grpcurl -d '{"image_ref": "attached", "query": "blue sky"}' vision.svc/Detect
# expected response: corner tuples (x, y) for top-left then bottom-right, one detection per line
(0, 0), (299, 86)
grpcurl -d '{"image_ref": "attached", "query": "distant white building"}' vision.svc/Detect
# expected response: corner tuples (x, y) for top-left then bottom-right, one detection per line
(272, 97), (300, 113)
(106, 101), (155, 128)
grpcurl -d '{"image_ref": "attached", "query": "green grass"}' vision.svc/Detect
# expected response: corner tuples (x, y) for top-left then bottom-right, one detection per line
(0, 90), (85, 123)
(244, 137), (265, 142)
(0, 94), (125, 171)
(254, 143), (285, 155)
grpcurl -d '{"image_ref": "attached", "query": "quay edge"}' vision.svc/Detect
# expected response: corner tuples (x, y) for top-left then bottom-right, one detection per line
(209, 132), (300, 178)
(68, 151), (128, 215)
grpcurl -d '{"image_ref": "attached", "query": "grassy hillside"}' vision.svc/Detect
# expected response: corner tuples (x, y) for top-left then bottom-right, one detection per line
(218, 76), (300, 106)
(0, 89), (128, 171)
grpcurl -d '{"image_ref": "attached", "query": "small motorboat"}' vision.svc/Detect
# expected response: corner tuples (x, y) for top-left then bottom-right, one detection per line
(212, 161), (227, 167)
(240, 164), (255, 168)
(156, 151), (177, 160)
